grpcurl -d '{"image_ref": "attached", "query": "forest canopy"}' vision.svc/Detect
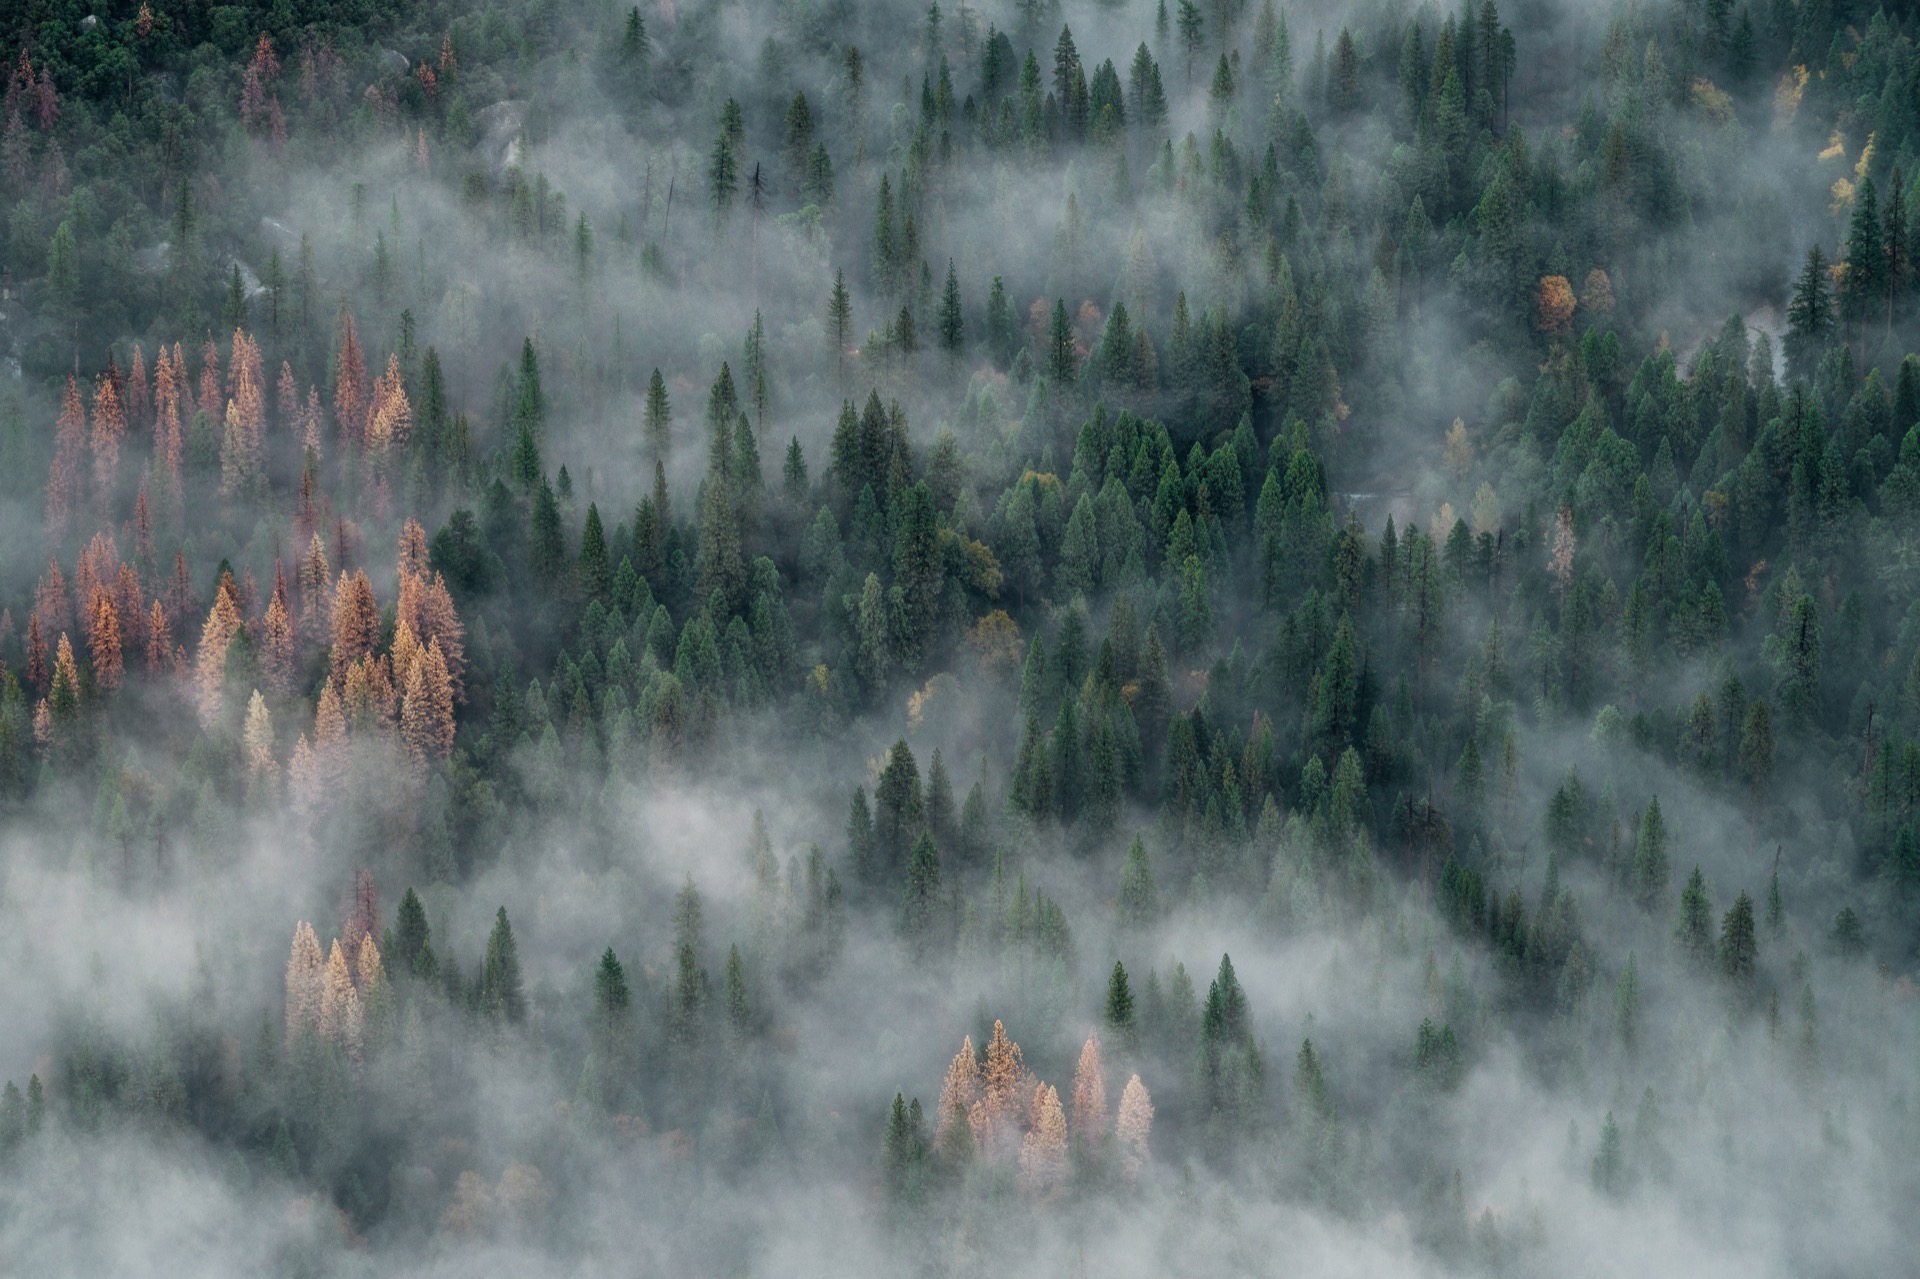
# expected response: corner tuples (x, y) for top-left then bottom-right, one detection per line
(0, 0), (1917, 1274)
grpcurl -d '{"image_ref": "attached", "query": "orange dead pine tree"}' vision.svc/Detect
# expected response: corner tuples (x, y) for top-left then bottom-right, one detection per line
(330, 569), (380, 671)
(86, 592), (122, 692)
(284, 920), (324, 1043)
(297, 532), (332, 649)
(1070, 1032), (1107, 1156)
(193, 587), (244, 727)
(113, 563), (146, 662)
(243, 689), (277, 797)
(320, 937), (362, 1058)
(401, 637), (456, 767)
(90, 368), (127, 502)
(366, 353), (411, 460)
(1537, 274), (1576, 336)
(399, 570), (466, 697)
(334, 311), (367, 448)
(1116, 1074), (1154, 1181)
(396, 518), (429, 581)
(196, 337), (222, 424)
(145, 598), (172, 673)
(981, 1019), (1026, 1153)
(131, 491), (155, 576)
(1019, 1083), (1067, 1194)
(46, 376), (85, 535)
(261, 580), (295, 697)
(154, 344), (185, 515)
(35, 558), (72, 638)
(126, 343), (149, 435)
(937, 1036), (981, 1141)
(342, 867), (379, 966)
(45, 633), (82, 743)
(25, 613), (47, 695)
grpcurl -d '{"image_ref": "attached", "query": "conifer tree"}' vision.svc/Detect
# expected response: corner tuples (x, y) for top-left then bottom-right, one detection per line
(482, 907), (526, 1023)
(1070, 1033), (1107, 1157)
(1629, 797), (1669, 913)
(644, 368), (672, 461)
(1719, 890), (1757, 1003)
(901, 830), (945, 955)
(1020, 1083), (1068, 1193)
(284, 921), (324, 1043)
(1115, 1074), (1153, 1181)
(1676, 866), (1715, 970)
(1117, 835), (1158, 926)
(981, 1019), (1026, 1143)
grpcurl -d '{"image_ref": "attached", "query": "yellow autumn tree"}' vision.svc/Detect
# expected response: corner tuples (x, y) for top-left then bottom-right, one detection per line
(284, 921), (324, 1044)
(1018, 1083), (1067, 1194)
(1116, 1074), (1154, 1182)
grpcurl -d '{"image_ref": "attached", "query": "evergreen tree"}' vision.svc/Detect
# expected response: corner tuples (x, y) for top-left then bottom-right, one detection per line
(1785, 245), (1833, 384)
(482, 907), (526, 1022)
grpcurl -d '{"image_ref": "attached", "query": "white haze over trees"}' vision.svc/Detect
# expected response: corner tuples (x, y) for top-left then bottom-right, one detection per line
(0, 0), (1916, 1274)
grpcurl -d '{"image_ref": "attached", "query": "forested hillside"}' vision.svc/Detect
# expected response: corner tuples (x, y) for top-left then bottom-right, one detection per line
(0, 0), (1917, 1273)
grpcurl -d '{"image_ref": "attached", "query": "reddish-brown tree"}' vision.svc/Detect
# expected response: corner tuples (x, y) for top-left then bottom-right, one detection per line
(193, 587), (244, 727)
(145, 598), (171, 673)
(982, 1020), (1027, 1149)
(166, 550), (194, 635)
(113, 562), (146, 661)
(297, 532), (332, 647)
(47, 376), (85, 534)
(25, 612), (47, 695)
(261, 587), (295, 697)
(366, 353), (411, 459)
(342, 867), (379, 967)
(1070, 1032), (1107, 1155)
(334, 312), (367, 446)
(1116, 1074), (1154, 1181)
(330, 569), (380, 670)
(1019, 1084), (1067, 1194)
(284, 920), (324, 1043)
(33, 558), (71, 639)
(196, 338), (222, 425)
(90, 371), (126, 501)
(276, 360), (299, 431)
(938, 1036), (982, 1142)
(401, 637), (456, 766)
(132, 489), (156, 576)
(126, 343), (150, 435)
(398, 570), (466, 697)
(396, 518), (429, 582)
(86, 592), (122, 692)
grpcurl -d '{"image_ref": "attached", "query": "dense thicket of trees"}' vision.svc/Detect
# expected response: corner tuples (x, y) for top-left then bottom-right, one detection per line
(0, 0), (1917, 1272)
